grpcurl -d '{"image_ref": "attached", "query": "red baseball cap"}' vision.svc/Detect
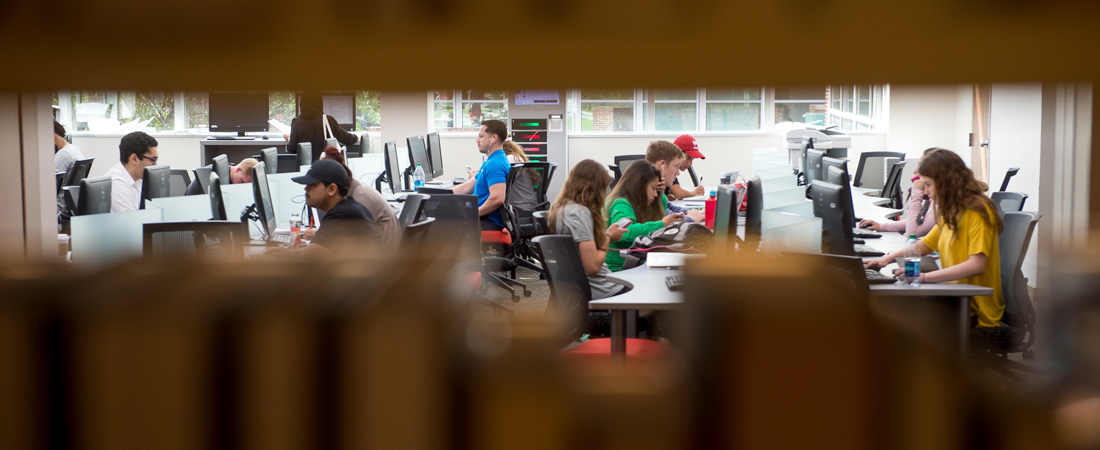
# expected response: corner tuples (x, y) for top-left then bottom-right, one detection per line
(673, 134), (704, 159)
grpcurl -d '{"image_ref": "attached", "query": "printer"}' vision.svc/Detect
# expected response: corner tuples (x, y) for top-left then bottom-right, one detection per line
(784, 126), (852, 170)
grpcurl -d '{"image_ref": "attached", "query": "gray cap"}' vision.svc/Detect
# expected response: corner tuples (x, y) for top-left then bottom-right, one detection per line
(291, 160), (349, 189)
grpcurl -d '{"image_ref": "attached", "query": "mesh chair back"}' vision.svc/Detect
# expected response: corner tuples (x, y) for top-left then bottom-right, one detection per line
(998, 212), (1040, 330)
(142, 221), (249, 260)
(56, 172), (65, 195)
(169, 169), (192, 197)
(192, 167), (213, 195)
(991, 191), (1028, 216)
(999, 167), (1020, 191)
(853, 151), (905, 189)
(880, 161), (908, 209)
(63, 157), (95, 187)
(503, 162), (556, 240)
(400, 217), (435, 253)
(531, 235), (591, 346)
(398, 193), (429, 231)
(418, 194), (480, 260)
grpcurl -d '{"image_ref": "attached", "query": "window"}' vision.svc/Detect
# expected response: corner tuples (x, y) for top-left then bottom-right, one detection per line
(705, 88), (762, 131)
(653, 89), (698, 132)
(826, 85), (886, 131)
(433, 90), (509, 132)
(773, 86), (827, 126)
(570, 90), (637, 133)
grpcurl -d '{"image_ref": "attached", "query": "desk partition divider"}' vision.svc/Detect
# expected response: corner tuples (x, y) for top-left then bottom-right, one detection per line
(147, 195), (213, 222)
(71, 209), (163, 266)
(759, 175), (798, 193)
(348, 153), (384, 183)
(220, 183), (261, 239)
(268, 173), (306, 228)
(761, 211), (821, 254)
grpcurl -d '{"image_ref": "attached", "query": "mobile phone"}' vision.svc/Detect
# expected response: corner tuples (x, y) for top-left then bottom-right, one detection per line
(616, 218), (632, 228)
(465, 165), (473, 172)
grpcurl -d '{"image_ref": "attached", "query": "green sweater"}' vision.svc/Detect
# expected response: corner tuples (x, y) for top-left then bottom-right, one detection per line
(604, 195), (669, 271)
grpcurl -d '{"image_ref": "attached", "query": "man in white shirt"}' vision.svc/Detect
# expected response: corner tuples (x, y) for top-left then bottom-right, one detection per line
(106, 131), (159, 213)
(54, 121), (84, 175)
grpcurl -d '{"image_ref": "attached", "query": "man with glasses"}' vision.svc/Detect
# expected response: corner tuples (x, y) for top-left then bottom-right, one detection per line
(106, 131), (159, 212)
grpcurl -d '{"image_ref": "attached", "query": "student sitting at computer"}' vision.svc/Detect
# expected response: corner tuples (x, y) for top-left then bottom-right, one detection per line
(645, 140), (704, 222)
(548, 159), (628, 299)
(668, 134), (706, 200)
(319, 146), (401, 251)
(857, 147), (938, 237)
(604, 161), (684, 272)
(265, 160), (380, 258)
(865, 149), (1004, 327)
(287, 92), (359, 163)
(106, 131), (159, 213)
(184, 158), (258, 196)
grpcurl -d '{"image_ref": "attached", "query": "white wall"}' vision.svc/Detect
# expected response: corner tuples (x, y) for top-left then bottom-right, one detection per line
(886, 84), (972, 157)
(73, 136), (207, 178)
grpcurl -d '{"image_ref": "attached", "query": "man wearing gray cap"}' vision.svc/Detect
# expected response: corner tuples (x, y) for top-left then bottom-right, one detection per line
(266, 160), (379, 257)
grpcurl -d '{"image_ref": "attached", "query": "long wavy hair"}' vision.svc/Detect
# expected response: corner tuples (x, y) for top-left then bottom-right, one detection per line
(606, 160), (663, 224)
(917, 148), (1002, 233)
(502, 141), (539, 181)
(549, 159), (612, 250)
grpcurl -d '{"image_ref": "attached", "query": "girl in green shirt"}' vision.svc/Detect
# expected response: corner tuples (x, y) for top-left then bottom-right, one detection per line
(604, 161), (684, 271)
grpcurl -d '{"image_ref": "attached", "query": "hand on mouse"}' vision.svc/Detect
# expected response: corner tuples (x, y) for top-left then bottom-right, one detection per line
(858, 219), (881, 231)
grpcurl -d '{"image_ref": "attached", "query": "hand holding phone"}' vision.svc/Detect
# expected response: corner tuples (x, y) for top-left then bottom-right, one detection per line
(616, 218), (632, 229)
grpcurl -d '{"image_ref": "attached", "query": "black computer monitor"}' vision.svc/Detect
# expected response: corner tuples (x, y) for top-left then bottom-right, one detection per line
(212, 154), (230, 184)
(208, 92), (269, 137)
(744, 176), (763, 246)
(209, 172), (227, 220)
(251, 162), (277, 238)
(426, 132), (444, 178)
(805, 149), (826, 183)
(321, 93), (356, 131)
(383, 140), (405, 194)
(296, 142), (312, 169)
(713, 184), (737, 252)
(140, 165), (172, 209)
(77, 176), (112, 215)
(825, 164), (858, 231)
(811, 179), (856, 257)
(406, 135), (433, 182)
(260, 147), (278, 172)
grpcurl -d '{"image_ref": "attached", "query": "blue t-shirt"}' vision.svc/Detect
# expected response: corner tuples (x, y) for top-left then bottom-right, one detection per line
(475, 148), (509, 227)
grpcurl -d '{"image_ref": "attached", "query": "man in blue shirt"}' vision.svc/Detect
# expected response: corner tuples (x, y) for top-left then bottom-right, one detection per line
(453, 119), (509, 231)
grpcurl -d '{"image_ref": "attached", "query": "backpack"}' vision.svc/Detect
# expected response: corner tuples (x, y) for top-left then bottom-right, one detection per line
(620, 221), (713, 270)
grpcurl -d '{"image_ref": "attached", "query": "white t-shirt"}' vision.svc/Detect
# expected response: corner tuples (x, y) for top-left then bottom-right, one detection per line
(106, 162), (142, 213)
(54, 143), (85, 174)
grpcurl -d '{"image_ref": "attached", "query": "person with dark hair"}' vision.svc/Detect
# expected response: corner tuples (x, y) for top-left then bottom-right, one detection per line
(669, 134), (706, 199)
(548, 159), (627, 299)
(319, 146), (401, 250)
(286, 92), (359, 163)
(267, 160), (380, 258)
(452, 119), (510, 230)
(603, 161), (684, 272)
(105, 131), (158, 212)
(865, 148), (1004, 327)
(53, 121), (84, 175)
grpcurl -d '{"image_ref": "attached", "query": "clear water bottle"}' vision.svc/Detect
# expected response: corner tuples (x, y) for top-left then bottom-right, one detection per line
(904, 234), (921, 287)
(413, 163), (425, 188)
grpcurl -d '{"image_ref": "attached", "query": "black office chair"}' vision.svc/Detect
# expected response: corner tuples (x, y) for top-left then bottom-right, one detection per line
(397, 193), (429, 232)
(852, 151), (905, 189)
(489, 163), (556, 299)
(991, 191), (1028, 216)
(55, 172), (66, 196)
(970, 212), (1041, 382)
(532, 211), (549, 235)
(168, 169), (192, 197)
(400, 217), (435, 253)
(192, 166), (213, 195)
(879, 160), (908, 209)
(276, 154), (299, 174)
(687, 165), (700, 186)
(608, 154), (645, 189)
(999, 167), (1020, 192)
(143, 220), (251, 260)
(61, 157), (95, 188)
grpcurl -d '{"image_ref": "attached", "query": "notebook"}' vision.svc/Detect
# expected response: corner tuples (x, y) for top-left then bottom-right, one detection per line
(646, 252), (705, 269)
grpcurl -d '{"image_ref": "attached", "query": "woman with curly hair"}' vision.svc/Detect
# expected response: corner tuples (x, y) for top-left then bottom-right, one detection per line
(866, 148), (1004, 327)
(548, 159), (627, 299)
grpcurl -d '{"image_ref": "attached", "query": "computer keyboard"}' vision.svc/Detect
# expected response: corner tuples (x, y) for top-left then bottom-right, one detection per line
(853, 244), (885, 257)
(853, 228), (882, 239)
(267, 233), (295, 246)
(864, 268), (897, 284)
(453, 177), (467, 185)
(208, 136), (256, 140)
(665, 274), (685, 291)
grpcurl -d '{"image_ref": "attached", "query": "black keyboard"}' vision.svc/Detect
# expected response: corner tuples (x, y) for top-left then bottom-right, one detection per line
(208, 136), (256, 140)
(853, 244), (885, 257)
(853, 228), (882, 239)
(864, 268), (897, 284)
(665, 274), (685, 291)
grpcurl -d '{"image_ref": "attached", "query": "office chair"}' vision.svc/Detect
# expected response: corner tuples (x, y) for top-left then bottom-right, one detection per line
(55, 172), (65, 196)
(608, 154), (645, 190)
(260, 147), (278, 173)
(991, 191), (1028, 216)
(879, 161), (908, 209)
(192, 167), (214, 194)
(970, 212), (1041, 383)
(276, 154), (299, 174)
(397, 193), (429, 232)
(688, 165), (700, 186)
(142, 220), (250, 260)
(61, 157), (95, 188)
(168, 169), (192, 197)
(852, 151), (905, 189)
(212, 154), (230, 185)
(400, 217), (435, 253)
(501, 162), (557, 265)
(999, 167), (1020, 191)
(532, 211), (549, 235)
(531, 235), (668, 357)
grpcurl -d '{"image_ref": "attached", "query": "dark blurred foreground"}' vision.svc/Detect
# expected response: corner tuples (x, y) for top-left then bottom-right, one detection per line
(1, 251), (1099, 450)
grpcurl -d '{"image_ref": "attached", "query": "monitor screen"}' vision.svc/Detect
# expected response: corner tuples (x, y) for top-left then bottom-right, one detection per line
(824, 164), (857, 231)
(209, 92), (269, 136)
(713, 185), (736, 252)
(322, 93), (355, 131)
(383, 140), (404, 194)
(212, 154), (230, 184)
(805, 149), (826, 183)
(426, 132), (444, 178)
(406, 135), (433, 182)
(251, 162), (277, 238)
(77, 176), (112, 215)
(744, 176), (763, 246)
(140, 165), (172, 209)
(209, 172), (227, 220)
(811, 179), (855, 257)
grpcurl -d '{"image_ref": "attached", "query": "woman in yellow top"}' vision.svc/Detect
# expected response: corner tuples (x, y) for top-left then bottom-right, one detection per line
(865, 148), (1004, 327)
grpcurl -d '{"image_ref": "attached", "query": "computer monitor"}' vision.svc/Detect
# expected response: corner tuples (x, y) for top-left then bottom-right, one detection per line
(296, 142), (312, 169)
(209, 172), (227, 220)
(260, 147), (278, 172)
(212, 154), (230, 185)
(406, 135), (433, 182)
(811, 179), (856, 257)
(713, 184), (737, 252)
(426, 132), (444, 178)
(382, 140), (405, 194)
(744, 176), (763, 246)
(208, 91), (269, 137)
(77, 176), (112, 215)
(251, 162), (277, 238)
(140, 165), (172, 209)
(321, 93), (355, 131)
(825, 164), (858, 231)
(805, 149), (826, 183)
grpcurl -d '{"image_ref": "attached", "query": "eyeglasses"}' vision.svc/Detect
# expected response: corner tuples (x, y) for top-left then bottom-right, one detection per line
(138, 154), (158, 163)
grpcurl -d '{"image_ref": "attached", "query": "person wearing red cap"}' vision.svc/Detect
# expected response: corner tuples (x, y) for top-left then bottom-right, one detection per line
(671, 134), (706, 199)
